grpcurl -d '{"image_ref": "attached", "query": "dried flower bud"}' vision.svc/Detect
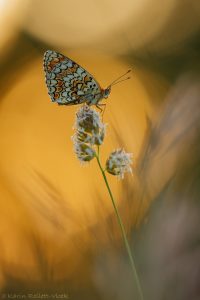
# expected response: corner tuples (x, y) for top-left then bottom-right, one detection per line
(76, 105), (103, 133)
(73, 138), (96, 162)
(74, 105), (106, 146)
(75, 129), (92, 144)
(93, 124), (106, 145)
(106, 149), (133, 179)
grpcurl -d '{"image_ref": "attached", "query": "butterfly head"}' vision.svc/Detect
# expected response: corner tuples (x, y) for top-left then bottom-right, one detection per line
(103, 70), (131, 99)
(103, 86), (111, 99)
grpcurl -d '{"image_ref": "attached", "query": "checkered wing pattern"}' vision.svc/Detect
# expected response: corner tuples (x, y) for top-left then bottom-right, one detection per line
(43, 50), (102, 105)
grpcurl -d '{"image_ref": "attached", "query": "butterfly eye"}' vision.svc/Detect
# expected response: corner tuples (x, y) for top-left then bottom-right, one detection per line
(106, 89), (110, 96)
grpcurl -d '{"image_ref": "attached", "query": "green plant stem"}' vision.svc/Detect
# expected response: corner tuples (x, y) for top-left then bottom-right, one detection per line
(95, 152), (144, 300)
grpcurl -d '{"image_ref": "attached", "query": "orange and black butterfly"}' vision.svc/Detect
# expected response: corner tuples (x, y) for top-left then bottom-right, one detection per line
(43, 50), (130, 109)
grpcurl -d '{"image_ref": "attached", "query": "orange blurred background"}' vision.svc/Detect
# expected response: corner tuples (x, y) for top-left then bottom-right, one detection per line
(0, 1), (200, 299)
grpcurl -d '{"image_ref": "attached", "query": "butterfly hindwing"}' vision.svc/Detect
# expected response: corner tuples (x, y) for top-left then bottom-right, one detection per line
(43, 50), (101, 105)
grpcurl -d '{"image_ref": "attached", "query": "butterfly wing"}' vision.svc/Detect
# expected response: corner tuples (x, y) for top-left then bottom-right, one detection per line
(43, 50), (102, 105)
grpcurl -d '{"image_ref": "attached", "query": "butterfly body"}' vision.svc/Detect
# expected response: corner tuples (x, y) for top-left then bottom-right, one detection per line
(43, 50), (111, 107)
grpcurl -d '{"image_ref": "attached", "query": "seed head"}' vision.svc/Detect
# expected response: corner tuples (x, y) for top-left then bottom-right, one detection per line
(106, 149), (133, 179)
(73, 137), (96, 162)
(74, 105), (106, 146)
(76, 105), (103, 134)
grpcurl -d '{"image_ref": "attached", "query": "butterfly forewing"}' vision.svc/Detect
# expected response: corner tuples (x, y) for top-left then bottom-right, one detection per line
(43, 50), (102, 105)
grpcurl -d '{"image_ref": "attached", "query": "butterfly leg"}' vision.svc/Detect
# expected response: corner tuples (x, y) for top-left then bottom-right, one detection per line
(96, 103), (106, 116)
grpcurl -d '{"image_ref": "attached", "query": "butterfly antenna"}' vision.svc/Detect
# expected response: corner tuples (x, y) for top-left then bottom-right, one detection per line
(109, 69), (131, 87)
(110, 76), (131, 87)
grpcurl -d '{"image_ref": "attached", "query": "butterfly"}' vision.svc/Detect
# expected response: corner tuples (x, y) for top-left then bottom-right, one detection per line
(43, 50), (130, 110)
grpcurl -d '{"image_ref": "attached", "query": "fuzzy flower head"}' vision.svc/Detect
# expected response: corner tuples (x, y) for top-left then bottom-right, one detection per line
(74, 105), (106, 146)
(76, 105), (101, 133)
(73, 105), (106, 163)
(73, 139), (95, 162)
(106, 149), (133, 179)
